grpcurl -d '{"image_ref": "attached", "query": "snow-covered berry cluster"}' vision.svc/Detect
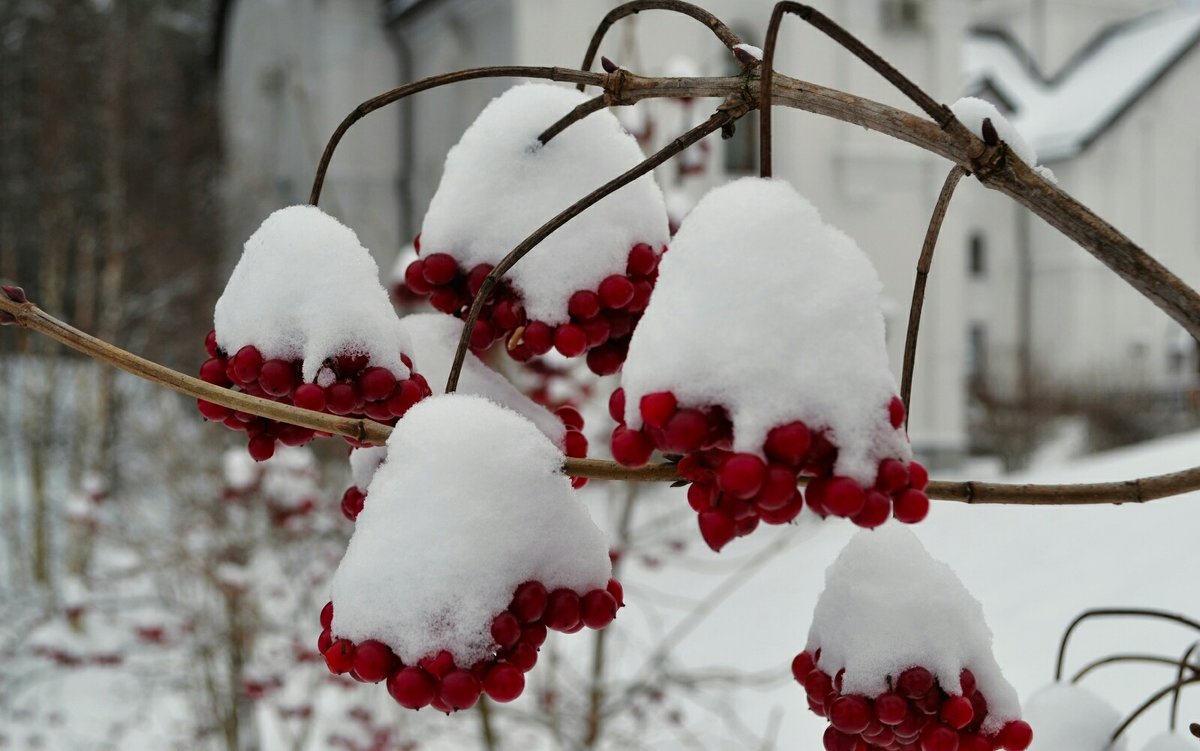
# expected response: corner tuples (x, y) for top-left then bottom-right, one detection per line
(319, 577), (622, 710)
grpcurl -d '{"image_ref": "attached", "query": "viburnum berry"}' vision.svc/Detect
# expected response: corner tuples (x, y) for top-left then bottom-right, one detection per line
(482, 664), (525, 703)
(440, 670), (482, 711)
(996, 720), (1033, 751)
(353, 640), (398, 683)
(387, 667), (437, 710)
(940, 695), (974, 730)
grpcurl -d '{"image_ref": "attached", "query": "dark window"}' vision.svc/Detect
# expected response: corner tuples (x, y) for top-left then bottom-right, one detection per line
(969, 232), (986, 278)
(882, 0), (924, 31)
(967, 323), (987, 382)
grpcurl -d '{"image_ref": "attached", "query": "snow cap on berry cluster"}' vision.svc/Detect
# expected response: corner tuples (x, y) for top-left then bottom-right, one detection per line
(1022, 684), (1127, 751)
(329, 394), (611, 665)
(807, 526), (1022, 733)
(419, 83), (670, 325)
(620, 177), (908, 484)
(214, 205), (411, 382)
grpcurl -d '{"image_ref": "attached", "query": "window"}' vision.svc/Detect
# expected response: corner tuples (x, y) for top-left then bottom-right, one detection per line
(968, 232), (986, 278)
(967, 323), (987, 383)
(881, 0), (925, 31)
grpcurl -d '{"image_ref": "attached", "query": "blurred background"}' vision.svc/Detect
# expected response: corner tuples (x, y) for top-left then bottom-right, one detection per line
(3, 0), (1200, 749)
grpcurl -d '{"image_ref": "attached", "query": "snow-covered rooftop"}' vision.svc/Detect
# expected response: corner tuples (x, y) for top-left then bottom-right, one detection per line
(965, 6), (1200, 161)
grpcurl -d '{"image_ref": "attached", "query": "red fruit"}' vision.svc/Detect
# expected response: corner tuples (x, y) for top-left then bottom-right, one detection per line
(564, 430), (587, 458)
(318, 629), (332, 655)
(555, 405), (584, 430)
(996, 721), (1033, 751)
(627, 242), (658, 276)
(663, 409), (709, 453)
(958, 670), (976, 696)
(824, 477), (866, 517)
(822, 727), (861, 751)
(323, 639), (355, 674)
(259, 359), (295, 397)
(421, 253), (459, 285)
(545, 589), (582, 631)
(586, 341), (626, 375)
(493, 300), (525, 330)
(606, 578), (624, 608)
(757, 490), (804, 524)
(568, 290), (601, 320)
(359, 367), (397, 401)
(756, 466), (799, 510)
(440, 670), (482, 710)
(429, 288), (462, 314)
(200, 358), (230, 386)
(320, 602), (334, 630)
(523, 321), (553, 355)
(404, 260), (432, 295)
(554, 324), (588, 357)
(764, 421), (811, 466)
(876, 458), (910, 494)
(611, 426), (653, 467)
(293, 383), (326, 411)
(387, 379), (425, 418)
(940, 696), (974, 730)
(325, 383), (357, 415)
(608, 387), (627, 423)
(582, 318), (611, 346)
(717, 454), (767, 499)
(419, 650), (455, 679)
(598, 275), (635, 309)
(639, 391), (677, 429)
(697, 509), (736, 552)
(876, 692), (909, 725)
(483, 663), (525, 703)
(830, 695), (872, 734)
(889, 396), (906, 429)
(353, 640), (398, 683)
(852, 490), (892, 529)
(580, 590), (618, 629)
(687, 481), (717, 511)
(387, 667), (437, 710)
(197, 399), (230, 421)
(791, 652), (815, 682)
(734, 515), (760, 537)
(920, 724), (959, 751)
(893, 489), (931, 524)
(341, 487), (365, 520)
(491, 613), (522, 648)
(232, 346), (263, 384)
(520, 622), (548, 648)
(470, 319), (495, 350)
(957, 733), (991, 751)
(606, 310), (634, 338)
(466, 263), (493, 296)
(204, 330), (220, 357)
(805, 670), (833, 699)
(677, 454), (712, 483)
(248, 434), (276, 462)
(897, 667), (935, 698)
(510, 581), (548, 623)
(508, 643), (538, 672)
(909, 461), (930, 491)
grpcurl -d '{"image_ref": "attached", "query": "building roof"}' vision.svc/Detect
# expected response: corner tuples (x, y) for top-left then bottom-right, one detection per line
(965, 5), (1200, 162)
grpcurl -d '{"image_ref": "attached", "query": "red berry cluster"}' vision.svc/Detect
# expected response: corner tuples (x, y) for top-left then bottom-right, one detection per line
(608, 389), (930, 551)
(197, 331), (432, 461)
(403, 237), (664, 375)
(792, 651), (1033, 751)
(319, 578), (624, 712)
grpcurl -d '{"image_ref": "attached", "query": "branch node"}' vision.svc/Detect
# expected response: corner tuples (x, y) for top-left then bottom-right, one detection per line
(600, 56), (620, 73)
(602, 68), (631, 107)
(981, 117), (999, 146)
(1, 284), (27, 303)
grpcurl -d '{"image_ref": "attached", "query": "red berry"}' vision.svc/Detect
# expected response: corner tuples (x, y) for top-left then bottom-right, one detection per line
(248, 434), (276, 462)
(204, 330), (220, 357)
(608, 388), (626, 423)
(545, 589), (582, 631)
(440, 669), (481, 710)
(232, 346), (263, 384)
(897, 667), (935, 698)
(889, 396), (906, 429)
(717, 454), (767, 499)
(958, 669), (976, 696)
(852, 490), (892, 529)
(580, 590), (618, 629)
(429, 288), (462, 314)
(353, 640), (398, 683)
(909, 461), (930, 491)
(627, 242), (658, 276)
(687, 481), (717, 511)
(293, 383), (326, 411)
(805, 670), (833, 699)
(404, 260), (432, 295)
(523, 321), (553, 355)
(493, 299), (525, 330)
(876, 458), (910, 494)
(510, 581), (548, 623)
(387, 667), (437, 710)
(360, 367), (397, 401)
(611, 426), (653, 467)
(996, 721), (1033, 751)
(508, 643), (538, 672)
(756, 466), (798, 510)
(920, 723), (959, 751)
(418, 650), (455, 680)
(830, 695), (872, 735)
(764, 421), (811, 466)
(697, 509), (736, 552)
(387, 379), (425, 418)
(940, 696), (974, 730)
(822, 727), (860, 751)
(319, 602), (334, 630)
(322, 639), (355, 674)
(466, 264), (493, 296)
(606, 310), (634, 338)
(757, 490), (804, 524)
(483, 663), (525, 703)
(663, 409), (708, 453)
(200, 357), (230, 386)
(586, 341), (626, 375)
(554, 324), (588, 357)
(639, 391), (677, 429)
(197, 399), (230, 421)
(563, 429), (587, 458)
(325, 383), (357, 415)
(626, 280), (653, 313)
(824, 477), (866, 517)
(421, 253), (459, 285)
(893, 489), (930, 524)
(606, 578), (624, 608)
(470, 319), (495, 350)
(520, 623), (548, 649)
(491, 613), (522, 648)
(568, 290), (601, 320)
(555, 405), (584, 430)
(317, 629), (332, 654)
(957, 733), (991, 751)
(582, 318), (611, 346)
(341, 487), (365, 520)
(876, 692), (909, 725)
(791, 652), (815, 682)
(598, 275), (635, 309)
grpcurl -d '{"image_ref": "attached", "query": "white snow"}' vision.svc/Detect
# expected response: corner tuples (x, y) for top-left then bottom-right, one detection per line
(964, 7), (1200, 161)
(620, 177), (909, 483)
(329, 394), (611, 665)
(223, 449), (259, 492)
(260, 446), (320, 509)
(1024, 683), (1127, 751)
(214, 205), (412, 382)
(1140, 732), (1195, 751)
(733, 43), (763, 60)
(807, 525), (1022, 732)
(348, 445), (388, 492)
(419, 83), (670, 325)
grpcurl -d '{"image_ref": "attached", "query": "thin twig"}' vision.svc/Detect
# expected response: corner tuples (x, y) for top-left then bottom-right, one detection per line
(1056, 608), (1200, 682)
(576, 0), (741, 91)
(1172, 642), (1200, 731)
(901, 166), (968, 420)
(1113, 674), (1200, 742)
(759, 3), (789, 178)
(444, 105), (749, 394)
(1070, 653), (1200, 684)
(538, 95), (608, 145)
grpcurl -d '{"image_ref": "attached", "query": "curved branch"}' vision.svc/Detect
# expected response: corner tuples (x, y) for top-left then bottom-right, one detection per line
(1173, 642), (1200, 731)
(1112, 674), (1200, 742)
(1056, 608), (1200, 682)
(576, 0), (741, 91)
(901, 166), (968, 420)
(1070, 653), (1200, 684)
(538, 95), (608, 144)
(444, 105), (748, 393)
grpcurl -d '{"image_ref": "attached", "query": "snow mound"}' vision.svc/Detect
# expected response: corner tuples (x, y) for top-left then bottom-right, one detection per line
(348, 445), (388, 493)
(808, 526), (1022, 733)
(1140, 733), (1194, 751)
(214, 205), (411, 382)
(620, 177), (909, 484)
(329, 394), (611, 665)
(420, 83), (670, 325)
(1024, 683), (1127, 751)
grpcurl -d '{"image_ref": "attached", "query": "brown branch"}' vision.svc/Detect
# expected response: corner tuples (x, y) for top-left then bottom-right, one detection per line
(759, 4), (787, 178)
(1113, 674), (1200, 742)
(1070, 653), (1200, 684)
(576, 0), (741, 92)
(445, 104), (749, 394)
(901, 166), (968, 420)
(538, 95), (608, 145)
(1056, 608), (1200, 682)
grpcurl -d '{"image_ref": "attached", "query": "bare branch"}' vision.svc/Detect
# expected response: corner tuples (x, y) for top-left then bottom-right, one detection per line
(538, 95), (608, 145)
